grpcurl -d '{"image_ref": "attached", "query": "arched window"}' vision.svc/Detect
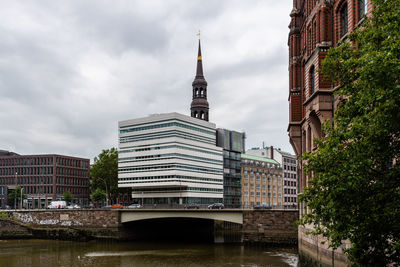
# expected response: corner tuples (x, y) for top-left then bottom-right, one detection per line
(200, 111), (204, 119)
(195, 88), (199, 97)
(358, 0), (367, 21)
(193, 111), (198, 118)
(340, 3), (348, 38)
(309, 66), (315, 95)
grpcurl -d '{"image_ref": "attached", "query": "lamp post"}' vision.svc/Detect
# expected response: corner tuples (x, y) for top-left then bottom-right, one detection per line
(40, 180), (43, 209)
(20, 187), (24, 209)
(97, 177), (109, 206)
(14, 172), (17, 210)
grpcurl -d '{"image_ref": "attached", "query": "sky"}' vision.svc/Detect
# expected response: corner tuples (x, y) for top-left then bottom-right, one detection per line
(0, 0), (294, 162)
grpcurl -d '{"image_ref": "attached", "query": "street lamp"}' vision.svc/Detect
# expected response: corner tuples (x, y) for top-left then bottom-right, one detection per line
(20, 187), (24, 209)
(97, 177), (109, 206)
(14, 172), (17, 210)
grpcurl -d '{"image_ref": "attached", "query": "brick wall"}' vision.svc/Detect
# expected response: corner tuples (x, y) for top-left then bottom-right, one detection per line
(242, 210), (298, 245)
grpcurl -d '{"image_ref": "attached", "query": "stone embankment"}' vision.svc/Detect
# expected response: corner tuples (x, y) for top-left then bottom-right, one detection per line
(242, 210), (298, 246)
(0, 218), (32, 239)
(0, 210), (122, 241)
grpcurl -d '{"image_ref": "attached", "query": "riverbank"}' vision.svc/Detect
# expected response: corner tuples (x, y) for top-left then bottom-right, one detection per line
(0, 218), (122, 241)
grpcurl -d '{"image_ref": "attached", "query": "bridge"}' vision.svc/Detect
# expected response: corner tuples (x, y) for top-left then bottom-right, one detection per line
(119, 209), (243, 224)
(2, 209), (298, 244)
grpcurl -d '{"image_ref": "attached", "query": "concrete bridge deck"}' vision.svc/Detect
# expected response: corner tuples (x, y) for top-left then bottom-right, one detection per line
(120, 209), (243, 224)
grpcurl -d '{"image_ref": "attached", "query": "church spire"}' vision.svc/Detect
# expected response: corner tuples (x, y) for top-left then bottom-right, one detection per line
(196, 39), (204, 78)
(190, 33), (209, 121)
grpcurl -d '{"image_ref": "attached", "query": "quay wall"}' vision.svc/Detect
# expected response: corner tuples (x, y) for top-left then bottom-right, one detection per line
(299, 225), (349, 267)
(8, 209), (120, 228)
(0, 210), (121, 241)
(242, 210), (298, 245)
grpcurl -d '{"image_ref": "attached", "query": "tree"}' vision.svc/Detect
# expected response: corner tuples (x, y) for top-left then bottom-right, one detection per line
(90, 148), (119, 204)
(299, 0), (400, 266)
(91, 188), (106, 202)
(63, 191), (73, 204)
(8, 186), (26, 208)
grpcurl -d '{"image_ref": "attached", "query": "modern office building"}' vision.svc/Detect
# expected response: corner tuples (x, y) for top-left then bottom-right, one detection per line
(241, 154), (283, 208)
(246, 146), (298, 208)
(216, 129), (245, 208)
(118, 112), (224, 205)
(0, 153), (90, 208)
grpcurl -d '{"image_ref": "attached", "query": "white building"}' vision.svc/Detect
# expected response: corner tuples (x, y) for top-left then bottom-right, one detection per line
(118, 112), (223, 205)
(246, 146), (298, 209)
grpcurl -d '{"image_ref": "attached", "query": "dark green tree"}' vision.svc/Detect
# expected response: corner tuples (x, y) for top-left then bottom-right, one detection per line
(90, 148), (119, 204)
(63, 191), (73, 204)
(299, 0), (400, 266)
(91, 188), (107, 202)
(8, 186), (26, 208)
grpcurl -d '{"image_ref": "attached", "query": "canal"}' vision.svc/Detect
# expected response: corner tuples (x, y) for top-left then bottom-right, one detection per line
(0, 239), (298, 266)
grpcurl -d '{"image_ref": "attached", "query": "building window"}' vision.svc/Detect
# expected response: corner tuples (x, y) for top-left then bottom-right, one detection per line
(340, 3), (348, 38)
(359, 0), (367, 21)
(310, 66), (315, 94)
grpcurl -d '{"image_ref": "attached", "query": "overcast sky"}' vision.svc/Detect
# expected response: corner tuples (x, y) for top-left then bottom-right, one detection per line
(0, 0), (293, 161)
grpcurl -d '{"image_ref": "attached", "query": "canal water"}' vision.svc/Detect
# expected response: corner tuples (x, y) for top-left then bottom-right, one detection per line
(0, 239), (298, 267)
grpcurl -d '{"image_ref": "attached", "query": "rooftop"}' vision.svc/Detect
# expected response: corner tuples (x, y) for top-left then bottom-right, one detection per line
(241, 153), (279, 164)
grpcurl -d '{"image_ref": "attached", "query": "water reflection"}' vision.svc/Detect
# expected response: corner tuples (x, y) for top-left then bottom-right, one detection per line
(0, 239), (298, 267)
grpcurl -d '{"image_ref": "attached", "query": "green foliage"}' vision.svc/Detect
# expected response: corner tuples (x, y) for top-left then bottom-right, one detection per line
(91, 188), (106, 202)
(8, 186), (26, 207)
(0, 212), (8, 219)
(63, 191), (73, 203)
(299, 0), (400, 266)
(90, 148), (119, 204)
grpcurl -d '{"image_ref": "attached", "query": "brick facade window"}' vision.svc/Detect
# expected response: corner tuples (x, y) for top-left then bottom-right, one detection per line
(358, 0), (367, 21)
(340, 3), (348, 38)
(309, 66), (315, 94)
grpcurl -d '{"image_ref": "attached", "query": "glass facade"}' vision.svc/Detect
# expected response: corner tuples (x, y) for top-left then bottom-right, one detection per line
(216, 129), (246, 208)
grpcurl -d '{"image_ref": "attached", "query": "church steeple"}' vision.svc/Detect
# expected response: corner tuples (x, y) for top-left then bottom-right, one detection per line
(191, 35), (209, 121)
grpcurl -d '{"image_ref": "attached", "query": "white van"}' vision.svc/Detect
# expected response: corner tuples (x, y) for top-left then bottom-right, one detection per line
(47, 201), (67, 209)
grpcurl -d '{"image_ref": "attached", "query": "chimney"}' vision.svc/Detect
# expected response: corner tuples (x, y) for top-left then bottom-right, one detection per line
(270, 146), (274, 159)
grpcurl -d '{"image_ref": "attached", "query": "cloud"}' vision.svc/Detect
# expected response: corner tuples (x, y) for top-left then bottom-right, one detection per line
(0, 0), (294, 161)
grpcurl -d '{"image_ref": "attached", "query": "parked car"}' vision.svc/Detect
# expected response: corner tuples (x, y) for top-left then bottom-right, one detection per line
(208, 203), (224, 209)
(111, 204), (123, 209)
(253, 204), (271, 210)
(47, 201), (67, 209)
(67, 204), (81, 209)
(184, 203), (200, 209)
(126, 204), (142, 209)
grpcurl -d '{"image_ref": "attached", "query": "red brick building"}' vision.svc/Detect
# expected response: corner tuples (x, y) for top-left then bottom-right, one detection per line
(288, 0), (370, 265)
(0, 153), (90, 208)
